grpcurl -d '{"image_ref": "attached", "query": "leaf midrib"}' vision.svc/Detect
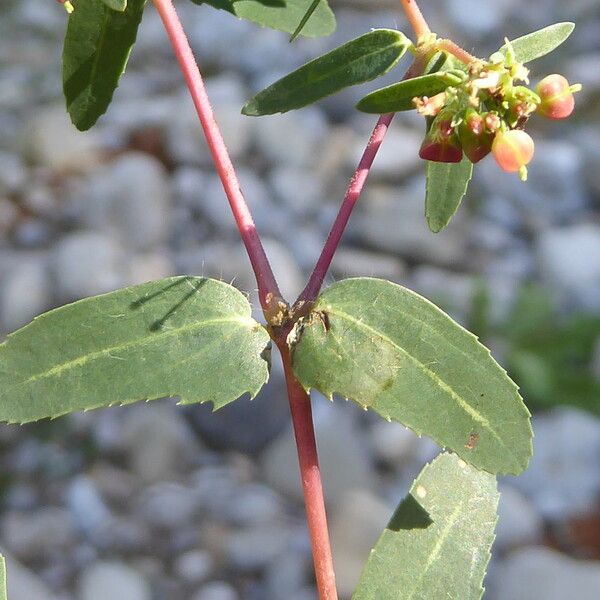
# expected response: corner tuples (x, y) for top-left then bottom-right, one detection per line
(14, 315), (255, 387)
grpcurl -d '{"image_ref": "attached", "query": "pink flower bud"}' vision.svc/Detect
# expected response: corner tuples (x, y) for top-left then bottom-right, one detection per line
(459, 111), (493, 164)
(536, 74), (578, 120)
(492, 129), (534, 173)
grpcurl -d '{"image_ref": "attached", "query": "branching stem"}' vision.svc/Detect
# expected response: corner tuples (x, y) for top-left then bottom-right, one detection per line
(400, 0), (431, 40)
(152, 0), (281, 313)
(438, 39), (478, 65)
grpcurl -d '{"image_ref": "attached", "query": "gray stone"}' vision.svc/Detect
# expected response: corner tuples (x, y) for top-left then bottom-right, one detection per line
(488, 547), (600, 600)
(262, 401), (375, 504)
(139, 482), (199, 529)
(66, 476), (112, 537)
(268, 165), (325, 217)
(4, 553), (61, 600)
(537, 223), (600, 310)
(52, 231), (127, 301)
(331, 489), (392, 598)
(254, 108), (327, 168)
(1, 508), (77, 560)
(218, 483), (284, 526)
(0, 253), (50, 331)
(0, 151), (27, 194)
(127, 251), (173, 285)
(122, 403), (200, 483)
(495, 485), (544, 551)
(512, 408), (600, 520)
(331, 247), (406, 283)
(265, 547), (309, 599)
(354, 181), (469, 267)
(22, 103), (101, 171)
(225, 525), (289, 571)
(369, 420), (420, 466)
(192, 581), (239, 600)
(174, 550), (214, 585)
(75, 153), (171, 250)
(78, 561), (151, 600)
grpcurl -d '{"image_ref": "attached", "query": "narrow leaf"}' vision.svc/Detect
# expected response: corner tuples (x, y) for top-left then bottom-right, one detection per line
(191, 0), (335, 38)
(0, 555), (5, 600)
(289, 0), (321, 42)
(100, 0), (127, 10)
(425, 156), (473, 233)
(291, 278), (532, 475)
(500, 22), (575, 63)
(63, 0), (146, 131)
(0, 277), (270, 424)
(356, 70), (465, 114)
(353, 453), (499, 600)
(242, 29), (410, 116)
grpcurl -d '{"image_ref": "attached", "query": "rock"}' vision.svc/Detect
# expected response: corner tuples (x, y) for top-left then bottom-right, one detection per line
(331, 247), (406, 282)
(495, 485), (544, 551)
(0, 253), (50, 331)
(262, 401), (375, 504)
(184, 363), (290, 455)
(75, 153), (171, 250)
(0, 151), (27, 194)
(52, 231), (127, 302)
(347, 126), (423, 181)
(268, 166), (325, 217)
(121, 403), (200, 483)
(4, 553), (61, 600)
(330, 489), (392, 597)
(537, 223), (600, 310)
(369, 420), (420, 466)
(166, 76), (253, 166)
(254, 108), (327, 168)
(512, 408), (600, 520)
(66, 476), (112, 537)
(447, 0), (518, 37)
(1, 508), (77, 560)
(215, 483), (284, 526)
(354, 181), (469, 267)
(22, 103), (101, 171)
(127, 251), (173, 285)
(265, 547), (310, 599)
(174, 550), (214, 585)
(139, 482), (199, 529)
(225, 525), (289, 571)
(13, 217), (54, 248)
(488, 547), (600, 600)
(78, 561), (151, 600)
(192, 581), (239, 600)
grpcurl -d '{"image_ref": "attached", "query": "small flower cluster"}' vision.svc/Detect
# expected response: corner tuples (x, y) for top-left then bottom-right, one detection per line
(416, 43), (581, 180)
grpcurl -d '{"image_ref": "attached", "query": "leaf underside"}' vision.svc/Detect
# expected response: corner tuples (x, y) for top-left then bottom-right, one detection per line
(501, 22), (575, 63)
(0, 555), (5, 600)
(356, 71), (464, 114)
(425, 156), (474, 233)
(291, 278), (532, 475)
(191, 0), (335, 38)
(289, 0), (322, 41)
(352, 453), (499, 600)
(100, 0), (128, 11)
(0, 277), (270, 424)
(63, 0), (146, 131)
(242, 29), (410, 116)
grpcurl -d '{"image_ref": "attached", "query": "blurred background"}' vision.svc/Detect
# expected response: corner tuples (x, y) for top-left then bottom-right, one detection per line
(0, 0), (599, 598)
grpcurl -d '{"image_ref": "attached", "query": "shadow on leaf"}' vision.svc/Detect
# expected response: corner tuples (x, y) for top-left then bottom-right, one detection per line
(387, 493), (433, 532)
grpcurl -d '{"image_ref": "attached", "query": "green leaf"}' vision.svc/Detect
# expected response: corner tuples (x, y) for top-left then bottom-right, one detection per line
(242, 29), (410, 116)
(425, 156), (473, 233)
(356, 70), (465, 113)
(290, 278), (532, 475)
(0, 555), (5, 600)
(100, 0), (127, 10)
(0, 277), (270, 424)
(289, 0), (321, 42)
(63, 0), (146, 131)
(191, 0), (335, 38)
(353, 453), (498, 600)
(500, 22), (575, 63)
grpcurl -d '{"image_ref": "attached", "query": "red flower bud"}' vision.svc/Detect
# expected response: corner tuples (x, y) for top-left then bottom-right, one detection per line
(536, 74), (578, 120)
(419, 118), (463, 163)
(492, 129), (534, 179)
(458, 110), (493, 163)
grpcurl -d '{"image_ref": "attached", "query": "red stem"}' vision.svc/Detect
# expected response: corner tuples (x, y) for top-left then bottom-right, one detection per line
(437, 39), (478, 65)
(298, 112), (395, 303)
(400, 0), (431, 40)
(279, 344), (338, 600)
(152, 0), (281, 312)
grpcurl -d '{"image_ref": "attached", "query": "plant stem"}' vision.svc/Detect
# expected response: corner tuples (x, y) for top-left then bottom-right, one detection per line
(279, 343), (338, 600)
(399, 0), (431, 40)
(437, 39), (478, 65)
(152, 0), (282, 313)
(298, 112), (394, 303)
